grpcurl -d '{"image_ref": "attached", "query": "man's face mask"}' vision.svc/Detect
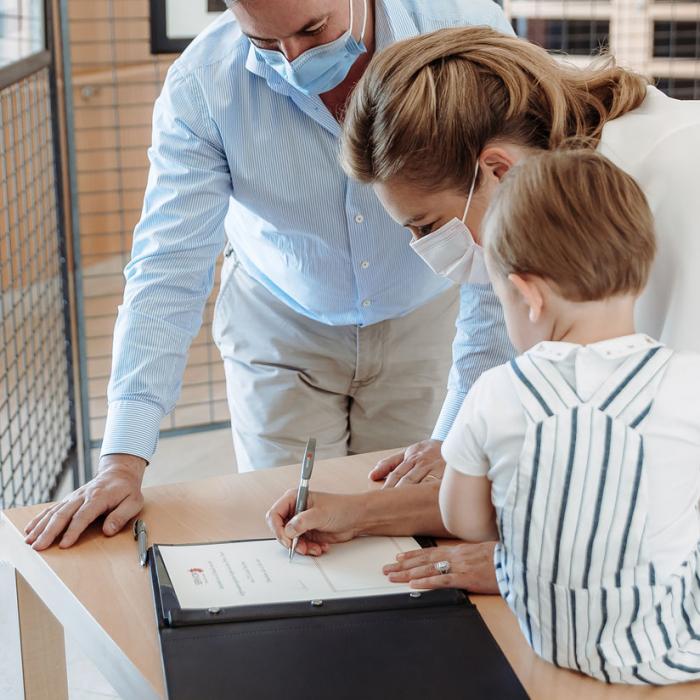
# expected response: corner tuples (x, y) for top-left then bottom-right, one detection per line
(410, 161), (490, 286)
(254, 0), (368, 96)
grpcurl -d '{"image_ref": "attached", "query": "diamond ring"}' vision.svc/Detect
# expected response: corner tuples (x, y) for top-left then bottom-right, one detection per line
(434, 560), (451, 575)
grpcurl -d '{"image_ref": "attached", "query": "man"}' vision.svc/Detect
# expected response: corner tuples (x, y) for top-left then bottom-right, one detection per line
(24, 0), (513, 551)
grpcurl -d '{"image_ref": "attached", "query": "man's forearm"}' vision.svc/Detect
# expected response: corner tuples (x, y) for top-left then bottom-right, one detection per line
(433, 284), (515, 439)
(356, 481), (449, 538)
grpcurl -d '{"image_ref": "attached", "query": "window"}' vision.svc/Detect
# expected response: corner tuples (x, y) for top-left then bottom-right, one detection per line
(655, 76), (700, 99)
(0, 0), (45, 69)
(653, 21), (700, 59)
(512, 19), (610, 56)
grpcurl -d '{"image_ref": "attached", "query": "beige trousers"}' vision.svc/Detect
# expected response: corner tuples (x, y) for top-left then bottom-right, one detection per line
(212, 253), (459, 472)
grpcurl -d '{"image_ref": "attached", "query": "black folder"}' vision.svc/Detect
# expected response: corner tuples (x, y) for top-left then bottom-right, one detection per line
(149, 539), (527, 700)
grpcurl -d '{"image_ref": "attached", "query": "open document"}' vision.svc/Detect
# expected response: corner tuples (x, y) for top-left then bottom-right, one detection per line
(158, 536), (419, 610)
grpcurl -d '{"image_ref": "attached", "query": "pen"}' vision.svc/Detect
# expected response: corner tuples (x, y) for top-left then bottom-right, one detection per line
(289, 438), (316, 562)
(133, 519), (148, 567)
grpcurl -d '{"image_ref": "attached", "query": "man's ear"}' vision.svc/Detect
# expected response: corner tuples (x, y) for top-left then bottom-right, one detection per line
(508, 273), (544, 323)
(480, 145), (518, 183)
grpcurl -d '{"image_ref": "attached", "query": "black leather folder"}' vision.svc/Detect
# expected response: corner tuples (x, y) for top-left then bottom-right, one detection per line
(149, 539), (527, 700)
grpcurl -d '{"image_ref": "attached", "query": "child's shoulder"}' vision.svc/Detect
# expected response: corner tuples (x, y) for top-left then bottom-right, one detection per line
(654, 350), (700, 427)
(471, 361), (516, 395)
(454, 361), (525, 444)
(663, 350), (700, 396)
(463, 362), (521, 420)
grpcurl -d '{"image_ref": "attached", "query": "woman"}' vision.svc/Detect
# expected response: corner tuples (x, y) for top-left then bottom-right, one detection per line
(267, 26), (700, 592)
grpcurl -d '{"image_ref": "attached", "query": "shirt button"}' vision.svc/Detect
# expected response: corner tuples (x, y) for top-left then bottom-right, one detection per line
(362, 299), (372, 308)
(361, 260), (370, 269)
(355, 214), (365, 224)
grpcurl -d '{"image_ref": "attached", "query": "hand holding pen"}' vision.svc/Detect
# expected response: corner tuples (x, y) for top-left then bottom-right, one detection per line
(267, 492), (363, 557)
(289, 438), (316, 561)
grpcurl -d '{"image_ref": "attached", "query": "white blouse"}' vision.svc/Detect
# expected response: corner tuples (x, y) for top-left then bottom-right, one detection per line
(597, 86), (700, 352)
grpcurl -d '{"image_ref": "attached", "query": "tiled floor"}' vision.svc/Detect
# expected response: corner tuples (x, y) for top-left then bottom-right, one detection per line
(61, 427), (236, 699)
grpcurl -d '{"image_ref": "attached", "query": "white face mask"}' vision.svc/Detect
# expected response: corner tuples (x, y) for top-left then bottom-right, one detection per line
(409, 161), (490, 285)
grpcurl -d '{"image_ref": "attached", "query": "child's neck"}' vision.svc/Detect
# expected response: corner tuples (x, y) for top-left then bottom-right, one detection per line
(550, 295), (637, 346)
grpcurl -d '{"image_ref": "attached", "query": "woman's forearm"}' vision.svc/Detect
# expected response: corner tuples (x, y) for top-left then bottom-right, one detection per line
(355, 481), (450, 538)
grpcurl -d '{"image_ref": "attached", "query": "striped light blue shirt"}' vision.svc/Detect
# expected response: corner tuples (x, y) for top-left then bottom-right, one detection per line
(101, 0), (515, 460)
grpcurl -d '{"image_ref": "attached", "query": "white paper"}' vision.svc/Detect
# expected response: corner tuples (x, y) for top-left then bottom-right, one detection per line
(158, 537), (419, 610)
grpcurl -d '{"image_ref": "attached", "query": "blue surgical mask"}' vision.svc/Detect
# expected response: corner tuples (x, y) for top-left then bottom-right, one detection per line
(254, 0), (368, 96)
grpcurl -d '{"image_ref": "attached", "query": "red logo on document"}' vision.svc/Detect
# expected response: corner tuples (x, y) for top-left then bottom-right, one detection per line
(188, 567), (208, 585)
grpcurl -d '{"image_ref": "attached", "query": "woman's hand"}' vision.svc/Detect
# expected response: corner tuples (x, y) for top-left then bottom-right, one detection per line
(383, 542), (499, 593)
(266, 490), (366, 556)
(369, 439), (446, 488)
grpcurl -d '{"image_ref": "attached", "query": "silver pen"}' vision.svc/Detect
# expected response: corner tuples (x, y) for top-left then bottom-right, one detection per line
(133, 519), (148, 567)
(289, 438), (316, 561)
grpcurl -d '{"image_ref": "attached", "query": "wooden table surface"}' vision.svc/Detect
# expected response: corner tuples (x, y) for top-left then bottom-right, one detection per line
(2, 450), (699, 699)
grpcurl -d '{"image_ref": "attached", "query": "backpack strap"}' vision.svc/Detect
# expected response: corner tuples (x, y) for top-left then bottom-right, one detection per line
(591, 346), (673, 422)
(509, 353), (580, 422)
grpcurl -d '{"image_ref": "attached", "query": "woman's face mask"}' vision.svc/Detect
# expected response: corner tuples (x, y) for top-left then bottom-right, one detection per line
(254, 0), (368, 96)
(409, 161), (490, 286)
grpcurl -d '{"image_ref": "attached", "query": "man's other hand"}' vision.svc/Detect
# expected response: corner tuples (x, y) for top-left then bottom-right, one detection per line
(24, 454), (147, 550)
(369, 439), (445, 488)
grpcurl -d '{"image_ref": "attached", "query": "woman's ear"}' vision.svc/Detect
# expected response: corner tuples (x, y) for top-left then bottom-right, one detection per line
(480, 145), (518, 183)
(508, 273), (544, 323)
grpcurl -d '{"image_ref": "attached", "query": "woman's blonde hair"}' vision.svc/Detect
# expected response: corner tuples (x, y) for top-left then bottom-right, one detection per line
(484, 150), (656, 301)
(341, 26), (648, 192)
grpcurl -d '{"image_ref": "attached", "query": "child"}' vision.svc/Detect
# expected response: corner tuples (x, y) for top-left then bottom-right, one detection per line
(439, 150), (700, 685)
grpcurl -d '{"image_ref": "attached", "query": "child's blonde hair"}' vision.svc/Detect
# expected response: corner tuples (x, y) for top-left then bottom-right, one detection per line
(341, 26), (648, 193)
(484, 150), (656, 301)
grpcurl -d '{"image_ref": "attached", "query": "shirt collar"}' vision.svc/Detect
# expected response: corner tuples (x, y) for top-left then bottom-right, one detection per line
(244, 0), (419, 90)
(528, 333), (663, 362)
(375, 0), (419, 51)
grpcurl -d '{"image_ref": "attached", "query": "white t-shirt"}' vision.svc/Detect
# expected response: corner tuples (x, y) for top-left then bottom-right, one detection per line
(597, 86), (700, 352)
(442, 334), (700, 578)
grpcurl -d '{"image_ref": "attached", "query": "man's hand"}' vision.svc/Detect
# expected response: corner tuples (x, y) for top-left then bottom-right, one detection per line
(266, 489), (367, 556)
(369, 439), (445, 488)
(383, 542), (499, 593)
(24, 454), (147, 550)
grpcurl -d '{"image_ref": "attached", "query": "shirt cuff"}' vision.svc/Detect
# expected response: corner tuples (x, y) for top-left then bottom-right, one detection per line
(431, 389), (468, 442)
(99, 400), (164, 462)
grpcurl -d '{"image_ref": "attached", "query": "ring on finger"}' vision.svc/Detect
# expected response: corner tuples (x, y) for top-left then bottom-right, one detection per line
(434, 560), (451, 575)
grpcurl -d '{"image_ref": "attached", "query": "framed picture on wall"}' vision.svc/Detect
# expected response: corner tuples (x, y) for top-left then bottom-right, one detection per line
(150, 0), (227, 54)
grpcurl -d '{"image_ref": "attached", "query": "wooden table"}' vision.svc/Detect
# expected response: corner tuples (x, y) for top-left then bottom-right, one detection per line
(1, 451), (699, 699)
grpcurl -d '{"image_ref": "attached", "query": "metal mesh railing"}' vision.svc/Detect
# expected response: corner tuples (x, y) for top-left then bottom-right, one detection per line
(0, 67), (73, 509)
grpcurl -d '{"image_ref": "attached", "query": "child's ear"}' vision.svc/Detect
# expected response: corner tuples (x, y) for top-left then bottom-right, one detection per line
(481, 146), (517, 183)
(508, 273), (544, 323)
